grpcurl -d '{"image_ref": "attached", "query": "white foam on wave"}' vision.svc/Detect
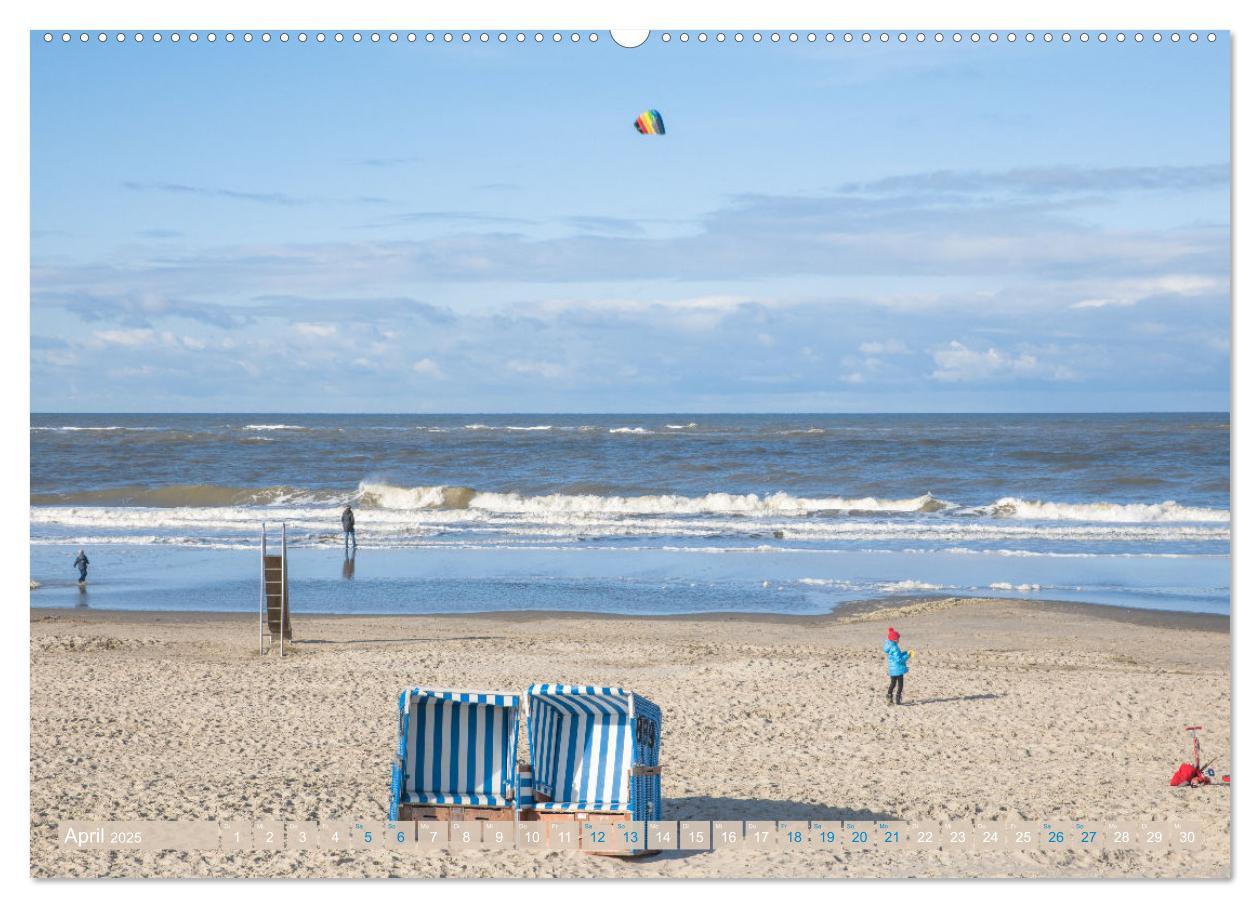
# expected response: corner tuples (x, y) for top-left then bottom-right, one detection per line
(979, 497), (1228, 523)
(610, 426), (652, 435)
(29, 534), (254, 550)
(30, 479), (1234, 550)
(356, 482), (454, 510)
(28, 477), (1234, 556)
(27, 501), (1234, 552)
(879, 579), (949, 592)
(32, 425), (151, 432)
(241, 424), (306, 431)
(428, 486), (944, 517)
(459, 424), (559, 431)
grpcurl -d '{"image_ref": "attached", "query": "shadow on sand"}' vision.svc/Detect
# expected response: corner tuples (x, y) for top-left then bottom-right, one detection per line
(294, 636), (509, 645)
(665, 796), (897, 822)
(670, 795), (897, 826)
(904, 693), (1004, 706)
(617, 798), (900, 863)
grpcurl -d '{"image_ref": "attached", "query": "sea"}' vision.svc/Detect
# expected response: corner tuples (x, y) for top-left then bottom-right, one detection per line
(29, 413), (1230, 616)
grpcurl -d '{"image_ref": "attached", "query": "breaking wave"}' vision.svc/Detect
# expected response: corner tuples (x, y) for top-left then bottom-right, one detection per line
(30, 484), (341, 508)
(30, 482), (1229, 523)
(973, 497), (1228, 523)
(31, 425), (156, 432)
(879, 579), (948, 592)
(351, 484), (950, 516)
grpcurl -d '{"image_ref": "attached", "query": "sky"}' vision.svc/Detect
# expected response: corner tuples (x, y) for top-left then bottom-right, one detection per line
(30, 32), (1230, 413)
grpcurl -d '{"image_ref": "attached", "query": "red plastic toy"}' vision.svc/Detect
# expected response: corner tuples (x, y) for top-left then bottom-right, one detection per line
(1170, 726), (1227, 787)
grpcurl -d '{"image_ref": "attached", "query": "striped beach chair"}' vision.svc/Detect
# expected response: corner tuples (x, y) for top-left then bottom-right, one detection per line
(523, 684), (662, 826)
(389, 689), (521, 822)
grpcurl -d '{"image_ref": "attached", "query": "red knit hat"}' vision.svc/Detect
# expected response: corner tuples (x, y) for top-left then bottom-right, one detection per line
(887, 627), (900, 642)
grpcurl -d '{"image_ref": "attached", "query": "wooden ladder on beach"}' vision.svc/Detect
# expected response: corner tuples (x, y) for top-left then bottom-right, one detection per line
(259, 522), (293, 655)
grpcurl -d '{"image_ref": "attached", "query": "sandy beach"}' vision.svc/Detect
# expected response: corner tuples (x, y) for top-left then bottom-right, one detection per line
(29, 598), (1231, 879)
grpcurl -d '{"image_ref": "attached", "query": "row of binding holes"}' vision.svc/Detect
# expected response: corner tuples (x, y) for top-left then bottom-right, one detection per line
(42, 32), (602, 43)
(660, 32), (1215, 43)
(43, 31), (1219, 44)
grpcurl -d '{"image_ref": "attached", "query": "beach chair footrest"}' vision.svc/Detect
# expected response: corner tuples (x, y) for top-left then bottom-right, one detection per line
(399, 804), (516, 822)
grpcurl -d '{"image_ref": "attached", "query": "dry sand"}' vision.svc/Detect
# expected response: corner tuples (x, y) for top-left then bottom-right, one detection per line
(29, 598), (1231, 879)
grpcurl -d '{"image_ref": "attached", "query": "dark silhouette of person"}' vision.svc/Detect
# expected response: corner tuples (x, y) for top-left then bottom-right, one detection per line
(342, 505), (357, 549)
(73, 549), (90, 584)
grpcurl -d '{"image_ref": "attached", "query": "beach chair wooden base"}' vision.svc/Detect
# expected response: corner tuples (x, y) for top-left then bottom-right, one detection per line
(521, 808), (659, 857)
(399, 803), (516, 823)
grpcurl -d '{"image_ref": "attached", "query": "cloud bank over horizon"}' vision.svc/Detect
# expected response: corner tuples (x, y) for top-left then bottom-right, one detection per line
(30, 38), (1229, 412)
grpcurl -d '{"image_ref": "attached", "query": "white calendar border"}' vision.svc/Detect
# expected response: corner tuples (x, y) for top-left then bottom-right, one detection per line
(3, 0), (1250, 904)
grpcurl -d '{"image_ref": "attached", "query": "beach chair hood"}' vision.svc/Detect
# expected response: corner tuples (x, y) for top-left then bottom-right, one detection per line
(525, 684), (662, 820)
(390, 689), (521, 820)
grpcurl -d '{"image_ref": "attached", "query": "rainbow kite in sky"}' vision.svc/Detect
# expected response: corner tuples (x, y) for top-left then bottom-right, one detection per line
(634, 109), (666, 135)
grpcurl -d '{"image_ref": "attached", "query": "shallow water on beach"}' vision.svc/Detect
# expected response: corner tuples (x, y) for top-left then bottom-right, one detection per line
(30, 413), (1230, 615)
(28, 544), (1228, 616)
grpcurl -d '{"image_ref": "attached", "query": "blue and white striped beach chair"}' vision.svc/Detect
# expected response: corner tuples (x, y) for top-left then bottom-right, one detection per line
(389, 689), (521, 821)
(524, 684), (662, 823)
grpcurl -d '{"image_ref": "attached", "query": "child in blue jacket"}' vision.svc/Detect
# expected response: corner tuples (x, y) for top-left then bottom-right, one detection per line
(884, 627), (911, 705)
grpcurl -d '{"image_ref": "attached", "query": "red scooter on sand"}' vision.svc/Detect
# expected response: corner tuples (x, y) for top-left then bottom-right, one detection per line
(1170, 726), (1230, 787)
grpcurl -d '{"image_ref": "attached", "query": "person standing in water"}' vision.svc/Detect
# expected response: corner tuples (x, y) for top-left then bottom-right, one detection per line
(73, 549), (90, 584)
(884, 626), (912, 705)
(341, 505), (357, 549)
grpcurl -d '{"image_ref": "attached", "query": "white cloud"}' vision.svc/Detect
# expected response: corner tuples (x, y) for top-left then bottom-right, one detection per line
(92, 328), (155, 347)
(38, 350), (79, 366)
(106, 365), (155, 378)
(528, 295), (755, 333)
(930, 340), (1076, 383)
(93, 329), (204, 351)
(859, 339), (909, 355)
(295, 322), (338, 338)
(412, 358), (444, 378)
(1070, 274), (1223, 309)
(506, 359), (564, 379)
(532, 295), (749, 317)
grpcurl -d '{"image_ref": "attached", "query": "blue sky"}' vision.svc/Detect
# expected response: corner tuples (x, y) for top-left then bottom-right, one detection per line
(30, 33), (1230, 412)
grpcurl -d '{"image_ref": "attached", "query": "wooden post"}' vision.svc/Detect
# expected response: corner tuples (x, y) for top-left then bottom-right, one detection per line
(280, 522), (287, 657)
(259, 522), (266, 655)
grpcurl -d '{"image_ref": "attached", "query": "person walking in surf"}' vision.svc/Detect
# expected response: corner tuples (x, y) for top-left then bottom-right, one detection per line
(884, 627), (912, 705)
(73, 549), (90, 584)
(341, 505), (357, 549)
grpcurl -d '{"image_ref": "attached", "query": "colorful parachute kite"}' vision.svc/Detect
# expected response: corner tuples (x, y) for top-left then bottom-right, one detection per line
(634, 109), (666, 135)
